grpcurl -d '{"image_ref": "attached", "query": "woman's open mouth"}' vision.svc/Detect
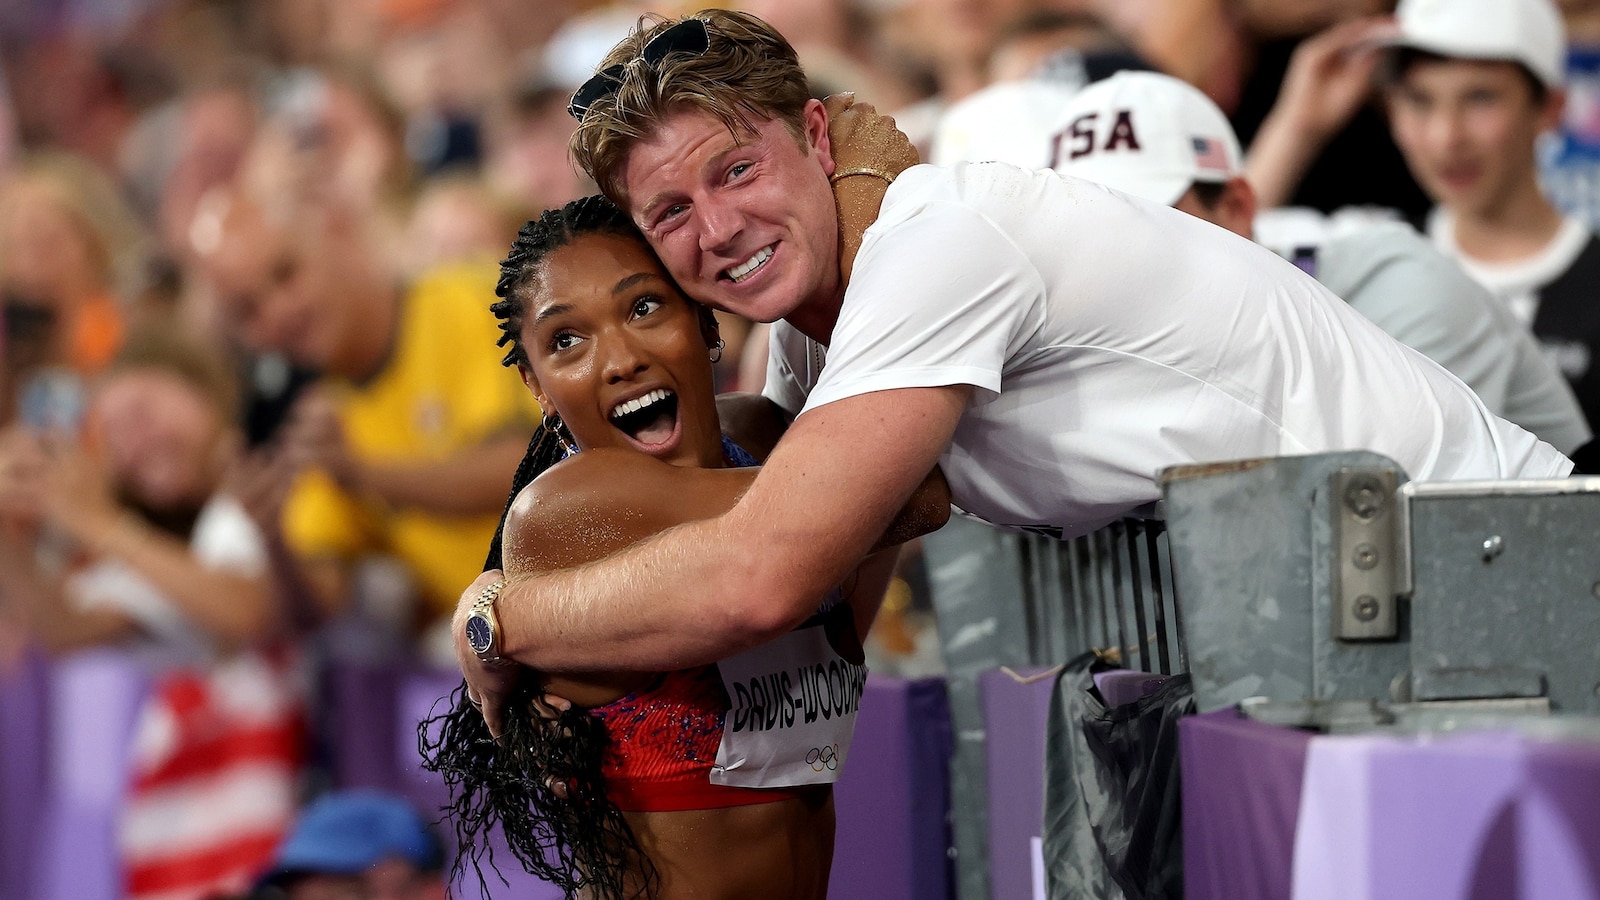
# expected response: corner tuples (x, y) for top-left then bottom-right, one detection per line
(608, 387), (680, 450)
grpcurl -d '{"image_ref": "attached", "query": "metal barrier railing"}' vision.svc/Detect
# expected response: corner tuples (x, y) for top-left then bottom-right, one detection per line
(1016, 519), (1186, 676)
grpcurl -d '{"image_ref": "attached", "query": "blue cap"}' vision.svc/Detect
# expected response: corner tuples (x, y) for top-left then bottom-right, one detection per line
(261, 790), (444, 883)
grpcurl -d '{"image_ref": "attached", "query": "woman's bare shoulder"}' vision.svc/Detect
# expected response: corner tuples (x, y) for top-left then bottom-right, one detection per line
(502, 449), (756, 573)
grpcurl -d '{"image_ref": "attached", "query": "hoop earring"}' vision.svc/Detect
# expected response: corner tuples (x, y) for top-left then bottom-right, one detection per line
(709, 337), (726, 364)
(542, 412), (577, 457)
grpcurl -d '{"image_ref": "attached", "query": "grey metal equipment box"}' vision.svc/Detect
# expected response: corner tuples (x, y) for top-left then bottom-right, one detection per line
(1160, 452), (1600, 716)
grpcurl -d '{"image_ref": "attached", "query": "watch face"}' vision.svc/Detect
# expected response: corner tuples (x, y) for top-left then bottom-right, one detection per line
(465, 613), (494, 655)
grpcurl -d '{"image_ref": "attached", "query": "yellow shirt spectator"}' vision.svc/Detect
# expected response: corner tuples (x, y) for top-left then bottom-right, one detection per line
(283, 263), (538, 619)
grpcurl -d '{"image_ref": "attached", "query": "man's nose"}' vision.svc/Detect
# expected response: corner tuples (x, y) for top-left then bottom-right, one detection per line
(698, 199), (746, 255)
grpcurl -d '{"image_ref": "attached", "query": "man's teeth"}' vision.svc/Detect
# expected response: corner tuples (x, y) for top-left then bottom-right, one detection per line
(610, 388), (671, 420)
(727, 245), (774, 283)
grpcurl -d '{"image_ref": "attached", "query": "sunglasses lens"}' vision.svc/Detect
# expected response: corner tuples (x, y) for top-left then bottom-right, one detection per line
(568, 65), (625, 119)
(642, 18), (710, 65)
(568, 19), (710, 121)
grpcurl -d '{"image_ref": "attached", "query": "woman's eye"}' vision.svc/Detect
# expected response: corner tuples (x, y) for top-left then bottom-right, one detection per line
(550, 331), (582, 351)
(631, 297), (664, 319)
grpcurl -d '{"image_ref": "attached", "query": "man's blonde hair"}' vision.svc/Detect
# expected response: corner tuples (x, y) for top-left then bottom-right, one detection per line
(570, 10), (813, 205)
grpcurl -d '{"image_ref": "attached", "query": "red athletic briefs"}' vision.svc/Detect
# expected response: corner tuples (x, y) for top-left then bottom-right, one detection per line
(590, 664), (809, 812)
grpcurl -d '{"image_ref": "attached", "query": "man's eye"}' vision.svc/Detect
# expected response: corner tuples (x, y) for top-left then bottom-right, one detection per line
(727, 163), (751, 182)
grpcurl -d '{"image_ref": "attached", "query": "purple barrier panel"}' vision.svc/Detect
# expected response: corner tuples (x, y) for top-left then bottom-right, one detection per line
(0, 650), (49, 900)
(396, 666), (564, 900)
(979, 667), (1056, 900)
(1293, 731), (1600, 900)
(35, 648), (150, 900)
(831, 674), (953, 900)
(1180, 708), (1311, 900)
(326, 661), (408, 796)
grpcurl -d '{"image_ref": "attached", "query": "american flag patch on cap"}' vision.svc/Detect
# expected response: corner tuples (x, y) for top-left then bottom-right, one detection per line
(1192, 136), (1230, 173)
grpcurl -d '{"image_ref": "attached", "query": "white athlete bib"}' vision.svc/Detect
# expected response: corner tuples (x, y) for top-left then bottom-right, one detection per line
(710, 611), (868, 789)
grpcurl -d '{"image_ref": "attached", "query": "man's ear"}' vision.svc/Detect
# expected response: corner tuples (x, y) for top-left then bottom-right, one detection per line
(1539, 86), (1567, 135)
(1220, 177), (1259, 240)
(803, 98), (836, 178)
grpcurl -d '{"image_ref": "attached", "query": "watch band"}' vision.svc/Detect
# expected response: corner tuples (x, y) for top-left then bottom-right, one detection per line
(467, 579), (507, 662)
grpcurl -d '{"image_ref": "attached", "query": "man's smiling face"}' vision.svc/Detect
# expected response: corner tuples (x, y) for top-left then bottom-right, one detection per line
(619, 100), (842, 331)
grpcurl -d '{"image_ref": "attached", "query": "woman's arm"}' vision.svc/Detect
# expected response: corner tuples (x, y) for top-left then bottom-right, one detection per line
(0, 528), (140, 652)
(37, 445), (278, 652)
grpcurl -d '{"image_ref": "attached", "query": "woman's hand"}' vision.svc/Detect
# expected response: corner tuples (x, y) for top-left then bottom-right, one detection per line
(453, 568), (523, 739)
(825, 94), (920, 285)
(824, 93), (919, 178)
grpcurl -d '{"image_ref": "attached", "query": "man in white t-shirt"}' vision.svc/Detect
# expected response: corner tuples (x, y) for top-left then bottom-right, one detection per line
(970, 70), (1588, 455)
(453, 10), (1572, 701)
(1380, 0), (1600, 433)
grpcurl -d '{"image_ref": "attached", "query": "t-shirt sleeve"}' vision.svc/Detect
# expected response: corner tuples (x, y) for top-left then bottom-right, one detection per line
(802, 201), (1044, 413)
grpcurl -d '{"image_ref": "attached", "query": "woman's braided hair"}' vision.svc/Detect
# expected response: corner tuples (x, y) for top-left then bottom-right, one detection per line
(418, 194), (658, 900)
(489, 193), (639, 369)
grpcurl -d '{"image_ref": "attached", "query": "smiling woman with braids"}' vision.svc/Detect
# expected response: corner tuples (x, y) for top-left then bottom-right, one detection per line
(419, 187), (945, 899)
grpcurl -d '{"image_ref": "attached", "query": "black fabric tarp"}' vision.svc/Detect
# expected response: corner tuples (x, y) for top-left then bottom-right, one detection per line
(1041, 652), (1193, 900)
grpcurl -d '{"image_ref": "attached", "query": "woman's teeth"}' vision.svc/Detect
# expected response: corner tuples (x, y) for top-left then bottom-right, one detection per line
(728, 245), (774, 283)
(610, 388), (672, 421)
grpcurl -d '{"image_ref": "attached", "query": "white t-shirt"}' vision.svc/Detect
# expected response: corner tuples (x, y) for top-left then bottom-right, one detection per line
(1427, 208), (1593, 326)
(766, 163), (1571, 539)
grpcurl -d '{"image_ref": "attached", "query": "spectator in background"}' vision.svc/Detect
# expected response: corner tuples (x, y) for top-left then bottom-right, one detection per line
(1379, 0), (1600, 432)
(402, 172), (522, 277)
(252, 790), (446, 900)
(480, 77), (591, 214)
(0, 326), (304, 900)
(0, 152), (149, 424)
(878, 0), (1032, 149)
(1044, 70), (1592, 455)
(194, 121), (538, 643)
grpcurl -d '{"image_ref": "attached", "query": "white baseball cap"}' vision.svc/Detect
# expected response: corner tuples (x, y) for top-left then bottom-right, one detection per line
(1389, 0), (1566, 88)
(1049, 71), (1242, 206)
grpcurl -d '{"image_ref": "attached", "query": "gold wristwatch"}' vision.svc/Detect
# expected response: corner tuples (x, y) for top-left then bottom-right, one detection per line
(464, 580), (507, 663)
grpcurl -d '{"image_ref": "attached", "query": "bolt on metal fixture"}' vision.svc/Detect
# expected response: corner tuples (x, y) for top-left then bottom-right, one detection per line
(1345, 478), (1385, 519)
(1354, 543), (1380, 570)
(1481, 535), (1504, 562)
(1353, 595), (1381, 622)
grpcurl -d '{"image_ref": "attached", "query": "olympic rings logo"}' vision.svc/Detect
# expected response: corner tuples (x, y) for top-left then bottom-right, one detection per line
(806, 744), (840, 772)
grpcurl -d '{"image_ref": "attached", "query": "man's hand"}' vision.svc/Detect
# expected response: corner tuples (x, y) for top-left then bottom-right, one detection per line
(227, 444), (299, 533)
(280, 389), (360, 490)
(452, 568), (522, 739)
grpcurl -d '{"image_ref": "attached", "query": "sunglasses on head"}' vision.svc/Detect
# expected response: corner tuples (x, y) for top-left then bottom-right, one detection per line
(567, 18), (712, 121)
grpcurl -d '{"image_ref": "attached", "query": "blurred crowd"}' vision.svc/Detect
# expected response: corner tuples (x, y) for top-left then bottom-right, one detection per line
(4, 0), (1600, 896)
